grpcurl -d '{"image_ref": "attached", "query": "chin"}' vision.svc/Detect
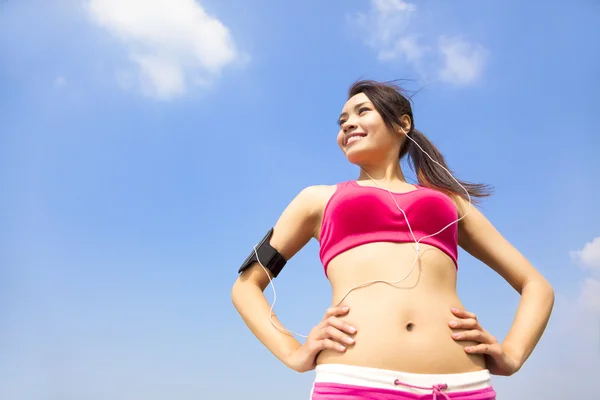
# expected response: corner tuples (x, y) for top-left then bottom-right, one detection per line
(344, 146), (377, 165)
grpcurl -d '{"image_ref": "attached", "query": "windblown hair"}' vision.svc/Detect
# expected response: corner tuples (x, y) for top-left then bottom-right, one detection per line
(347, 79), (492, 203)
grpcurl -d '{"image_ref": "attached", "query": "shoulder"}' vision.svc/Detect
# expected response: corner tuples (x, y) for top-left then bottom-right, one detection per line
(267, 184), (339, 255)
(453, 195), (508, 260)
(451, 194), (471, 219)
(294, 183), (340, 210)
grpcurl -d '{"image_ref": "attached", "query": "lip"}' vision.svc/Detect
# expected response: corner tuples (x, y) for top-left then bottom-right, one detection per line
(344, 132), (367, 146)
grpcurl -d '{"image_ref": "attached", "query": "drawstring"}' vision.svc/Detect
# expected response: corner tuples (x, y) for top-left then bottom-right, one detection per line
(393, 379), (451, 400)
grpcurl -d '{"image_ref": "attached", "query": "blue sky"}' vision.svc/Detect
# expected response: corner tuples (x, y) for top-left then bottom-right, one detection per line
(1, 0), (599, 399)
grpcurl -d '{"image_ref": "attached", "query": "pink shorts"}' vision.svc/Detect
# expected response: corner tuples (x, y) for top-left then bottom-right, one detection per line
(310, 364), (496, 400)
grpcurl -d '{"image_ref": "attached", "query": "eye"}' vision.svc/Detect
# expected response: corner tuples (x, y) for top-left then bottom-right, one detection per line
(358, 107), (370, 114)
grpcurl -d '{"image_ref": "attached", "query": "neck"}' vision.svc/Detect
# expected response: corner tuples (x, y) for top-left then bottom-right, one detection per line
(358, 162), (407, 183)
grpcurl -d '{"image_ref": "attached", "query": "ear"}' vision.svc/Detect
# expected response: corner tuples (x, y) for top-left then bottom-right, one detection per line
(396, 114), (412, 136)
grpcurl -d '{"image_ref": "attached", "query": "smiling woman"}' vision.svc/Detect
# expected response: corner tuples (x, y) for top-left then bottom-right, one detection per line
(231, 79), (554, 400)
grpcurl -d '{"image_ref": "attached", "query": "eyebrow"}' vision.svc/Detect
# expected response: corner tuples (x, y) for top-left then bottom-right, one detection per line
(338, 102), (371, 125)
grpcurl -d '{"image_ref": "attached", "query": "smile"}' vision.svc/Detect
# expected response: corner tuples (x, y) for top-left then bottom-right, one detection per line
(345, 133), (367, 146)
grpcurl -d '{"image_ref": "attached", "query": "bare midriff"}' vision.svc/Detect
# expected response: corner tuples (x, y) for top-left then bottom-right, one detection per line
(315, 241), (487, 374)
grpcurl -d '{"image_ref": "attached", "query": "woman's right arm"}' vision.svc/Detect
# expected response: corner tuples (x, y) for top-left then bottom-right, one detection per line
(231, 186), (322, 369)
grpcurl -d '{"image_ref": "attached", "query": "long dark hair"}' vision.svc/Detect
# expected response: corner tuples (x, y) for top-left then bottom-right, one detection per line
(348, 79), (492, 203)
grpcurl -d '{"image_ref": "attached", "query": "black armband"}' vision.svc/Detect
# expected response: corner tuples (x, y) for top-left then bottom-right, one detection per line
(238, 228), (287, 278)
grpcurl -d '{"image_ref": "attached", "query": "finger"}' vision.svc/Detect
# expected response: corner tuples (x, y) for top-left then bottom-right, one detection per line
(451, 329), (493, 344)
(326, 315), (357, 335)
(323, 325), (356, 346)
(451, 308), (478, 320)
(464, 343), (502, 357)
(449, 317), (480, 330)
(324, 305), (350, 319)
(321, 338), (346, 352)
(308, 337), (345, 353)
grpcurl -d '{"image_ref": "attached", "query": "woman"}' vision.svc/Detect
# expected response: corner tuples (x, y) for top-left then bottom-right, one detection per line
(231, 80), (554, 399)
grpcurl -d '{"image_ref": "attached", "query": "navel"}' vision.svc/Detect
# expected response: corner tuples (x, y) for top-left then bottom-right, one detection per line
(405, 322), (415, 332)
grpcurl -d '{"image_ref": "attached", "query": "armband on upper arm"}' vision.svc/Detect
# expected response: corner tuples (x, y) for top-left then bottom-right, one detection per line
(238, 228), (288, 278)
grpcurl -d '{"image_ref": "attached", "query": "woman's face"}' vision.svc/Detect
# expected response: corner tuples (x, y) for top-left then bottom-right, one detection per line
(337, 93), (400, 165)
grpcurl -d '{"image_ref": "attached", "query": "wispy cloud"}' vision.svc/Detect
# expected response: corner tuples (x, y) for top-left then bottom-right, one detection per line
(571, 236), (600, 313)
(437, 36), (489, 86)
(349, 0), (488, 86)
(84, 0), (245, 100)
(579, 277), (600, 313)
(571, 236), (600, 271)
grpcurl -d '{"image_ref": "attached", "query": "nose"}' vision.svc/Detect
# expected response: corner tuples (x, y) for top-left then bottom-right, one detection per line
(342, 118), (358, 133)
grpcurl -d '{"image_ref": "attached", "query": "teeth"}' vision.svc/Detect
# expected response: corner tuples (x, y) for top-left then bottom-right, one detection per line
(347, 135), (364, 145)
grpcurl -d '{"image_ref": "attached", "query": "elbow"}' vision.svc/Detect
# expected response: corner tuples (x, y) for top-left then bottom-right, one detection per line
(231, 266), (269, 311)
(544, 280), (555, 307)
(541, 281), (555, 316)
(524, 275), (555, 307)
(231, 278), (243, 308)
(231, 275), (258, 309)
(537, 274), (554, 301)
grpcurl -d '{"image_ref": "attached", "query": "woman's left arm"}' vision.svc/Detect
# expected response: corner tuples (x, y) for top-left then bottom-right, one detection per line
(456, 197), (555, 373)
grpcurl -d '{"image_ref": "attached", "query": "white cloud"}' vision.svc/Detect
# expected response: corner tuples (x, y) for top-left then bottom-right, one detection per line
(370, 0), (416, 40)
(85, 0), (243, 100)
(560, 238), (600, 332)
(579, 277), (600, 313)
(349, 0), (488, 86)
(373, 0), (416, 13)
(567, 238), (600, 344)
(571, 236), (600, 271)
(378, 36), (428, 65)
(350, 0), (417, 61)
(570, 237), (600, 312)
(130, 54), (185, 99)
(438, 36), (489, 86)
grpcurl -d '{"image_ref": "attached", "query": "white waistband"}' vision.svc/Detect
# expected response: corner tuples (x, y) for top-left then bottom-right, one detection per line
(314, 364), (492, 394)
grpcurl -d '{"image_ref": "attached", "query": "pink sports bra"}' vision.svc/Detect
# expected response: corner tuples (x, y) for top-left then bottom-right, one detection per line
(319, 180), (459, 277)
